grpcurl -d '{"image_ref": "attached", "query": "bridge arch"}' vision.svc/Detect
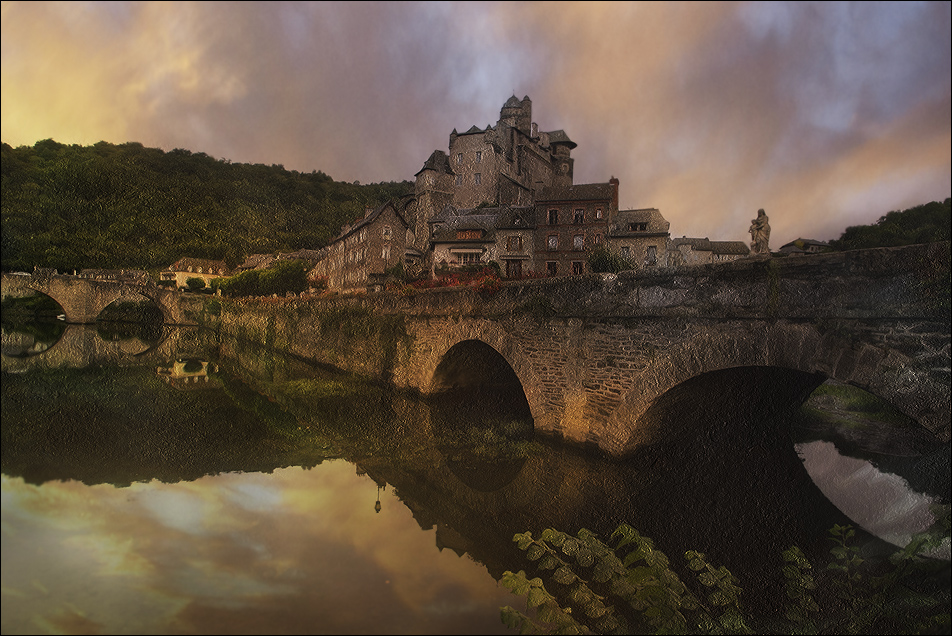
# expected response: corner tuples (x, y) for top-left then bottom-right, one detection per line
(603, 321), (943, 456)
(419, 320), (545, 430)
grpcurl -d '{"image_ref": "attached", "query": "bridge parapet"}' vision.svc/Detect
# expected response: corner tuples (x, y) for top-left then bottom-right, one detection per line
(1, 272), (204, 325)
(181, 242), (952, 453)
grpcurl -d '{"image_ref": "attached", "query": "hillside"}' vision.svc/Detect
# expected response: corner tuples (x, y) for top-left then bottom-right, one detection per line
(1, 139), (412, 273)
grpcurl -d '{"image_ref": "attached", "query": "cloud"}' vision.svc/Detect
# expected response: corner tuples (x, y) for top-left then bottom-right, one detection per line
(2, 1), (949, 246)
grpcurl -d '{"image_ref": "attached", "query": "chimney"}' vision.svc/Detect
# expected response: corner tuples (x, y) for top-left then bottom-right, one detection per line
(609, 176), (620, 212)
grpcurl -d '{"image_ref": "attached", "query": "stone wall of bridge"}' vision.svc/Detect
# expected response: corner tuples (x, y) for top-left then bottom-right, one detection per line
(211, 242), (950, 455)
(1, 272), (206, 325)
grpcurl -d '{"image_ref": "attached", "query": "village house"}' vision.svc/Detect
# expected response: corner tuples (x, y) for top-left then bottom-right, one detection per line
(533, 180), (616, 276)
(161, 257), (229, 289)
(608, 207), (671, 268)
(308, 198), (415, 292)
(778, 238), (832, 256)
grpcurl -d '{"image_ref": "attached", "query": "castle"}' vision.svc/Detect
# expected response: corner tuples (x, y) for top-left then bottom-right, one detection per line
(309, 96), (748, 291)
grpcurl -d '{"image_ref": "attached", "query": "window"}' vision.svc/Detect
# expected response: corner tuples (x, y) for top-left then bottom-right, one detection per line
(548, 209), (558, 225)
(547, 235), (559, 251)
(507, 236), (523, 251)
(596, 208), (603, 220)
(382, 225), (392, 239)
(621, 246), (630, 257)
(506, 260), (523, 279)
(457, 153), (463, 164)
(645, 245), (658, 266)
(574, 209), (584, 224)
(382, 244), (390, 260)
(573, 234), (584, 250)
(572, 261), (584, 275)
(474, 173), (481, 185)
(475, 151), (482, 163)
(546, 261), (558, 276)
(455, 175), (462, 186)
(593, 233), (602, 245)
(458, 252), (481, 264)
(628, 223), (648, 232)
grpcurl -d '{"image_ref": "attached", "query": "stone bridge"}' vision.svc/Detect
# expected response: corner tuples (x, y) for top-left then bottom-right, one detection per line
(1, 271), (203, 325)
(0, 324), (211, 374)
(211, 242), (951, 457)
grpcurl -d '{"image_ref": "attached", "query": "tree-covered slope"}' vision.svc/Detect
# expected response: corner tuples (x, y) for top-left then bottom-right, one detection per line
(1, 139), (412, 272)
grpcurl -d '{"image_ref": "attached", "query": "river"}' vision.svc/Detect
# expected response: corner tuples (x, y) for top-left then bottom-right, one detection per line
(1, 322), (949, 635)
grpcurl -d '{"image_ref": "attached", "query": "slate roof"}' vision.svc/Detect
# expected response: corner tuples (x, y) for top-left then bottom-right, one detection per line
(670, 237), (713, 251)
(546, 129), (577, 149)
(535, 182), (614, 203)
(610, 208), (670, 235)
(711, 241), (750, 255)
(415, 150), (455, 177)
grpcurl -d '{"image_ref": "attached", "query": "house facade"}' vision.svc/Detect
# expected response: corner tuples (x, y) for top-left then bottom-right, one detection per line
(609, 208), (671, 268)
(161, 258), (229, 289)
(309, 199), (414, 292)
(533, 181), (616, 277)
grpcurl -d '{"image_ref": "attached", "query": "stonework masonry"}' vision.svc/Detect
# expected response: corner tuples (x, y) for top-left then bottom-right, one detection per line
(209, 242), (951, 456)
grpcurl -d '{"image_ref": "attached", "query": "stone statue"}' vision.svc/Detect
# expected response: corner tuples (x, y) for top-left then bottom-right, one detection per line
(749, 209), (771, 256)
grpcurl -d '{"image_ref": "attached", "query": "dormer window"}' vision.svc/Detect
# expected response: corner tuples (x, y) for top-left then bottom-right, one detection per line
(628, 223), (648, 232)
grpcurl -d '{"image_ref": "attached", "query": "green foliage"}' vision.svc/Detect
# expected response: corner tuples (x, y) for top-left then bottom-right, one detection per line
(185, 276), (206, 291)
(830, 199), (950, 251)
(214, 259), (310, 298)
(587, 246), (634, 274)
(1, 139), (412, 272)
(501, 517), (951, 635)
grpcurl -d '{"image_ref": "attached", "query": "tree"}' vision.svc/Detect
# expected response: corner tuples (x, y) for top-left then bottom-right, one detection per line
(830, 199), (950, 251)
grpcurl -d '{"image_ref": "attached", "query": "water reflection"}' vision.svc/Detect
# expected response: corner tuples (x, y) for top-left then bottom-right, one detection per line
(1, 465), (516, 635)
(2, 324), (949, 635)
(797, 440), (949, 559)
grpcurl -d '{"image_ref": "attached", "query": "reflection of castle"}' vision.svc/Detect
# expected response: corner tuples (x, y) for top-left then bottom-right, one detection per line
(156, 358), (219, 390)
(311, 95), (750, 292)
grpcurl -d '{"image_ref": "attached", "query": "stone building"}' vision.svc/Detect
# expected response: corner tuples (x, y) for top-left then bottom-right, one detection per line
(428, 204), (535, 279)
(667, 238), (750, 266)
(161, 258), (229, 289)
(308, 95), (750, 291)
(309, 199), (414, 292)
(409, 95), (577, 263)
(533, 180), (617, 276)
(608, 208), (671, 268)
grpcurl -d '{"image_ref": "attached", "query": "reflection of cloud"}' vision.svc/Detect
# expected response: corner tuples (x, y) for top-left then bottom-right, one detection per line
(797, 441), (949, 559)
(2, 2), (948, 248)
(1, 463), (512, 635)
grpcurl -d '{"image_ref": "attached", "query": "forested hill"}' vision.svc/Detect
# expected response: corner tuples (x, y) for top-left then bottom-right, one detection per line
(1, 139), (413, 273)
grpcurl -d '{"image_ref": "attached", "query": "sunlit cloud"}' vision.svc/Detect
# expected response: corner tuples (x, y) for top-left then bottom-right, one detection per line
(2, 1), (949, 247)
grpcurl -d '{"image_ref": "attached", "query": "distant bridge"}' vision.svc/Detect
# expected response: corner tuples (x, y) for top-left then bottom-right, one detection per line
(212, 242), (951, 456)
(1, 271), (202, 325)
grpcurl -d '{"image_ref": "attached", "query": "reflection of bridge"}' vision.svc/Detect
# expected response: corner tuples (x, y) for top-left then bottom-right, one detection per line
(214, 242), (952, 455)
(0, 325), (211, 373)
(1, 272), (204, 325)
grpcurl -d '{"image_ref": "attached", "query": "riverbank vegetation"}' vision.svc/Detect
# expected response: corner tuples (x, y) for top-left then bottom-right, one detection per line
(501, 515), (950, 635)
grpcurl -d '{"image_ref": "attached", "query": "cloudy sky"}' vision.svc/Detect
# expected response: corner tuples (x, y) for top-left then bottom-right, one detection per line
(2, 1), (949, 247)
